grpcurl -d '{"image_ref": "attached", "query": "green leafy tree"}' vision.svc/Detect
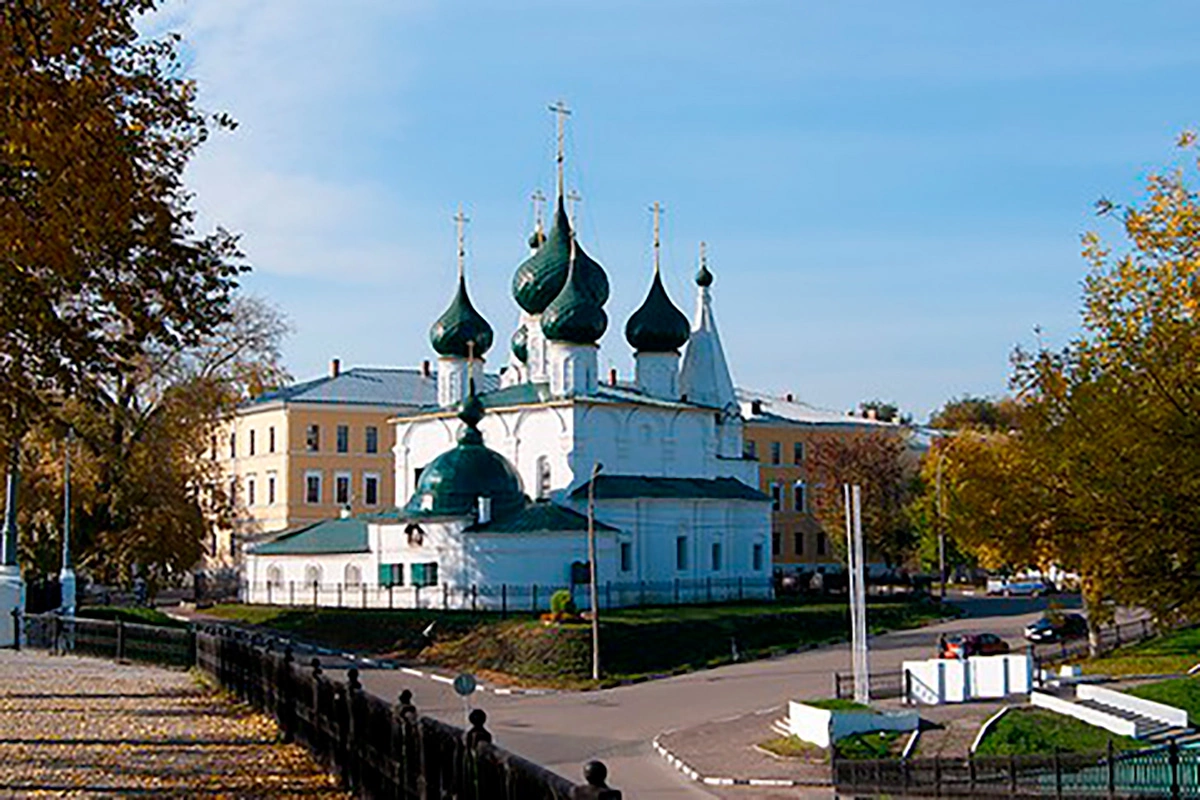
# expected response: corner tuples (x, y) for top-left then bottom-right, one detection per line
(928, 396), (1021, 432)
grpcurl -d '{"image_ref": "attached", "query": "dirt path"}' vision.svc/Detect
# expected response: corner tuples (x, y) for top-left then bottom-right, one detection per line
(0, 649), (347, 797)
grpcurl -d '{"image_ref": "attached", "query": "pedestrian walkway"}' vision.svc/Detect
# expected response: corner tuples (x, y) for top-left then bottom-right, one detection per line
(0, 649), (347, 797)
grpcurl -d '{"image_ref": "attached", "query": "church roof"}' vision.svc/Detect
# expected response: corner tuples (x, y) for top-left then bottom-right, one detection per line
(403, 384), (527, 519)
(430, 275), (494, 358)
(250, 518), (369, 555)
(625, 268), (690, 353)
(569, 475), (769, 502)
(246, 367), (500, 409)
(465, 501), (620, 534)
(512, 196), (609, 315)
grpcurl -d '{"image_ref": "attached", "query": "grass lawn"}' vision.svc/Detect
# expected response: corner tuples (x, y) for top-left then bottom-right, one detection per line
(1079, 626), (1200, 676)
(974, 708), (1144, 756)
(1126, 677), (1200, 726)
(757, 735), (825, 760)
(834, 730), (903, 760)
(204, 595), (952, 687)
(802, 698), (872, 711)
(77, 605), (189, 629)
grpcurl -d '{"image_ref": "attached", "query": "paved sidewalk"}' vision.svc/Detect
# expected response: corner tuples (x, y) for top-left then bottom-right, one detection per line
(0, 649), (347, 797)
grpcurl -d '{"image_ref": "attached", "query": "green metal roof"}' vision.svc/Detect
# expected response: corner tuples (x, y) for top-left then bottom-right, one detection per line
(569, 475), (770, 502)
(466, 501), (620, 534)
(430, 275), (494, 358)
(512, 195), (609, 314)
(625, 268), (690, 353)
(251, 518), (369, 555)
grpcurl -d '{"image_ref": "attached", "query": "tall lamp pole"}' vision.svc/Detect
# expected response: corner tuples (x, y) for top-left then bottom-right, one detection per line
(61, 428), (76, 616)
(1, 442), (24, 647)
(935, 446), (947, 600)
(587, 462), (603, 681)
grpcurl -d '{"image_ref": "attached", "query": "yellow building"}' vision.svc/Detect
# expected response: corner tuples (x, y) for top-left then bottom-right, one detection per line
(213, 361), (497, 565)
(739, 390), (908, 574)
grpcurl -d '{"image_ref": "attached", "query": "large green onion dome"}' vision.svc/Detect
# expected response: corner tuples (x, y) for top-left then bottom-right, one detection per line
(512, 197), (609, 314)
(430, 275), (494, 358)
(625, 269), (690, 352)
(540, 252), (608, 344)
(511, 324), (529, 363)
(403, 383), (525, 519)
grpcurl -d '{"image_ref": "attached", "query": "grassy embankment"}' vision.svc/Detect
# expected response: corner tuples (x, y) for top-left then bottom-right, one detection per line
(1126, 677), (1200, 726)
(1079, 626), (1200, 676)
(974, 708), (1144, 756)
(204, 596), (951, 688)
(77, 606), (189, 628)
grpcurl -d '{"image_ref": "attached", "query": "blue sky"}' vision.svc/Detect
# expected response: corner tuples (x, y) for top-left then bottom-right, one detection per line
(159, 1), (1200, 420)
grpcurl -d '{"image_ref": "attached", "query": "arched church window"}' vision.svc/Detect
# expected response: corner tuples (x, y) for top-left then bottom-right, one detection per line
(267, 565), (283, 588)
(536, 456), (551, 500)
(305, 565), (322, 587)
(345, 564), (361, 588)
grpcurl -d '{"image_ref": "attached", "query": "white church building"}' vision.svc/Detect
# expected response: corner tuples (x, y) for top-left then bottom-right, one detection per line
(243, 133), (772, 610)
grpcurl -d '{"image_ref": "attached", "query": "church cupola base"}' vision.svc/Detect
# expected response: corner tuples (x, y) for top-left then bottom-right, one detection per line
(634, 351), (681, 400)
(437, 356), (484, 408)
(547, 341), (598, 398)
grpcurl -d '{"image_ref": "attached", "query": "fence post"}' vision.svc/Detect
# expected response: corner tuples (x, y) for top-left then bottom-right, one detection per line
(289, 580), (295, 606)
(833, 672), (841, 699)
(606, 580), (612, 610)
(934, 755), (941, 798)
(471, 584), (477, 612)
(337, 582), (343, 608)
(116, 618), (126, 661)
(362, 583), (367, 608)
(313, 581), (319, 608)
(1107, 738), (1115, 800)
(390, 583), (395, 610)
(532, 584), (538, 613)
(738, 575), (743, 601)
(673, 578), (679, 604)
(501, 584), (507, 618)
(415, 585), (421, 609)
(1009, 753), (1017, 793)
(267, 581), (273, 605)
(1170, 740), (1180, 800)
(10, 608), (19, 651)
(1054, 749), (1063, 800)
(443, 582), (449, 610)
(1114, 623), (1121, 647)
(706, 576), (712, 603)
(969, 753), (976, 791)
(280, 645), (295, 743)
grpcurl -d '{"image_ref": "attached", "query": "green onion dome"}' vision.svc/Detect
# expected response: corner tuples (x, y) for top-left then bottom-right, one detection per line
(430, 275), (494, 358)
(511, 324), (528, 363)
(540, 253), (608, 344)
(625, 269), (690, 353)
(403, 384), (525, 519)
(695, 259), (713, 287)
(512, 197), (609, 314)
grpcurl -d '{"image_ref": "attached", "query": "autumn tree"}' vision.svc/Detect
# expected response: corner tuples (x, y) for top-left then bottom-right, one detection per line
(807, 431), (917, 567)
(1, 1), (260, 586)
(0, 0), (243, 452)
(928, 395), (1021, 432)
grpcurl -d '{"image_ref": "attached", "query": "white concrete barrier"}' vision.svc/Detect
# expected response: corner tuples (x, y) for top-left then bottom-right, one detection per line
(1030, 690), (1137, 737)
(786, 701), (919, 748)
(902, 655), (1032, 704)
(1077, 685), (1189, 729)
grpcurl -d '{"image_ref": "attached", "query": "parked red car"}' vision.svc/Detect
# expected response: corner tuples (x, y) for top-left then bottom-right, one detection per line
(938, 632), (1011, 659)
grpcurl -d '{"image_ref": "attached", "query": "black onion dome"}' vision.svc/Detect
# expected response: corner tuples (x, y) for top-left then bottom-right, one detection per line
(541, 255), (608, 344)
(625, 269), (690, 352)
(430, 276), (494, 358)
(511, 324), (529, 363)
(695, 259), (713, 287)
(512, 197), (609, 314)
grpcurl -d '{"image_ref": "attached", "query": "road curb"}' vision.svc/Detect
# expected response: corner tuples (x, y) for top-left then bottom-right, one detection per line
(652, 732), (832, 788)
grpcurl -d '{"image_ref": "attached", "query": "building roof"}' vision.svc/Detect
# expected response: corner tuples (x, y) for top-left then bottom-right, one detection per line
(569, 475), (769, 502)
(738, 388), (900, 429)
(246, 367), (499, 409)
(250, 518), (369, 555)
(678, 258), (738, 411)
(465, 501), (620, 534)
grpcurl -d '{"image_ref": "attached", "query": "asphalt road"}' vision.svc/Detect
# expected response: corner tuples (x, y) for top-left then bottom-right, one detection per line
(356, 593), (1083, 799)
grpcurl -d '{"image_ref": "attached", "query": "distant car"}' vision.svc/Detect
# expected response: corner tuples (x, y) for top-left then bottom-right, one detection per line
(1024, 613), (1088, 644)
(939, 632), (1011, 659)
(987, 578), (1050, 597)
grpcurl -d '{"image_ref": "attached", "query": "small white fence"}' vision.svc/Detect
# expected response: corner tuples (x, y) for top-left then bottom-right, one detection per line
(902, 654), (1033, 705)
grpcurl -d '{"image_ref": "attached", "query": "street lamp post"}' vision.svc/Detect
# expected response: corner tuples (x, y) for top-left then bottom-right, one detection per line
(0, 445), (25, 646)
(61, 428), (76, 616)
(587, 462), (603, 681)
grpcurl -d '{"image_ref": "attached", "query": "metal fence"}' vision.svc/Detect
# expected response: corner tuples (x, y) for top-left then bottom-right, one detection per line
(832, 669), (906, 700)
(17, 610), (194, 667)
(833, 741), (1200, 798)
(241, 575), (773, 611)
(12, 610), (620, 799)
(194, 624), (620, 799)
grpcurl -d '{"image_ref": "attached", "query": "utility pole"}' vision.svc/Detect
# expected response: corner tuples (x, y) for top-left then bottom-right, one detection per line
(935, 448), (946, 600)
(61, 428), (76, 615)
(587, 462), (603, 681)
(844, 483), (869, 704)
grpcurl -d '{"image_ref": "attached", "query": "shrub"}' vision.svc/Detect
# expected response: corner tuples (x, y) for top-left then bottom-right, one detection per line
(550, 590), (576, 616)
